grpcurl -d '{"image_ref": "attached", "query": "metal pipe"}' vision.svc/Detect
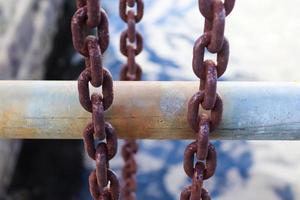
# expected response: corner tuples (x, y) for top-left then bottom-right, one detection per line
(0, 81), (299, 140)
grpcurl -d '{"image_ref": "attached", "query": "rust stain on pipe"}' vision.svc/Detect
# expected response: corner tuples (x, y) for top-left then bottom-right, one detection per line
(0, 81), (300, 140)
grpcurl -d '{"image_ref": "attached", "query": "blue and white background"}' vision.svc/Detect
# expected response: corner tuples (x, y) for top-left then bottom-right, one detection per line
(83, 1), (300, 199)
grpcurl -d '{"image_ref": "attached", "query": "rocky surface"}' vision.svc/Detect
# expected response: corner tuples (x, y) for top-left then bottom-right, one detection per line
(0, 0), (64, 198)
(0, 1), (83, 200)
(0, 0), (64, 79)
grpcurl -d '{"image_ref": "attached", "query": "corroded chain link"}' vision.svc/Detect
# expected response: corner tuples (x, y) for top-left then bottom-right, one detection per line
(121, 139), (139, 200)
(119, 0), (144, 199)
(71, 1), (119, 199)
(119, 0), (144, 81)
(181, 0), (235, 199)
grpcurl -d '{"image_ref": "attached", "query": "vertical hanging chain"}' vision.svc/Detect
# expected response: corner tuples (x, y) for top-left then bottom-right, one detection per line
(119, 0), (144, 81)
(71, 1), (120, 199)
(119, 0), (144, 199)
(181, 0), (235, 199)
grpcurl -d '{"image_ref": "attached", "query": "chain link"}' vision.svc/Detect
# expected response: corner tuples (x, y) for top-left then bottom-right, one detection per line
(119, 0), (144, 81)
(72, 1), (119, 199)
(119, 0), (144, 199)
(72, 0), (235, 199)
(182, 0), (235, 199)
(121, 139), (139, 200)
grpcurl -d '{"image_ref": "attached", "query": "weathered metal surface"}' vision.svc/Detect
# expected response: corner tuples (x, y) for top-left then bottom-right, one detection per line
(0, 81), (299, 140)
(72, 0), (119, 199)
(183, 0), (236, 197)
(119, 0), (144, 199)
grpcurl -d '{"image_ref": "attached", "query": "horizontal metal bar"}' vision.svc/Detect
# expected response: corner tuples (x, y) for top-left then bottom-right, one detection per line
(0, 81), (299, 140)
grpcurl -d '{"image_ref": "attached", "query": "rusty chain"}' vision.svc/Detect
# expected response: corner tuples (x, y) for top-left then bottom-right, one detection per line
(119, 0), (144, 81)
(181, 0), (235, 199)
(71, 1), (120, 199)
(71, 0), (234, 199)
(119, 0), (144, 199)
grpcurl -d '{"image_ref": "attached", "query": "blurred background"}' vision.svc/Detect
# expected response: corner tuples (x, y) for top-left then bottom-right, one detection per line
(0, 0), (300, 199)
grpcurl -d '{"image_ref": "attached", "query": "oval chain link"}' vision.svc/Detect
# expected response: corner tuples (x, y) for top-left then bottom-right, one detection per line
(182, 0), (235, 199)
(119, 0), (144, 200)
(72, 1), (119, 199)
